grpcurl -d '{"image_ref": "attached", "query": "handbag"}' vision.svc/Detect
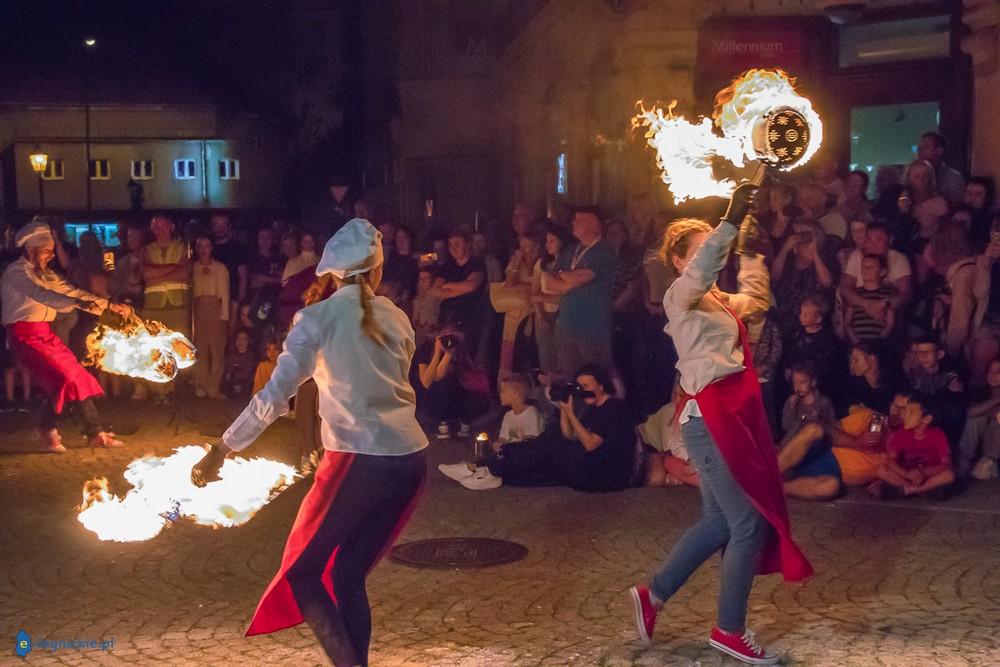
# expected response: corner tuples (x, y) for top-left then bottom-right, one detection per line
(489, 281), (531, 314)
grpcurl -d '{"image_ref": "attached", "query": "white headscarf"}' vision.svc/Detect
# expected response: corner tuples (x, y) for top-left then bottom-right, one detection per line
(316, 218), (383, 279)
(15, 216), (54, 249)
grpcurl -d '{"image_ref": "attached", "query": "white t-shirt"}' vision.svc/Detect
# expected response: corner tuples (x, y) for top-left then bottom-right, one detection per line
(820, 211), (848, 240)
(498, 405), (545, 444)
(844, 248), (912, 287)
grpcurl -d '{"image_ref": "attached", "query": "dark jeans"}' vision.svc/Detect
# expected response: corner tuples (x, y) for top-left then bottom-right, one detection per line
(41, 397), (102, 437)
(287, 450), (426, 666)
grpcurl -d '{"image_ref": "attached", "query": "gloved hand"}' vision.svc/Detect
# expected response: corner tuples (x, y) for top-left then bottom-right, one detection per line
(734, 213), (761, 256)
(191, 443), (227, 487)
(721, 182), (760, 228)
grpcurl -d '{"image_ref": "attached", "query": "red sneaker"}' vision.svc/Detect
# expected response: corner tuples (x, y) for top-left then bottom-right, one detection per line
(36, 428), (66, 453)
(89, 432), (124, 448)
(709, 627), (780, 665)
(628, 585), (659, 644)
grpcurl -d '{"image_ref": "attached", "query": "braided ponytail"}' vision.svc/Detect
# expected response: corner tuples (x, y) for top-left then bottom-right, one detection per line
(657, 218), (714, 283)
(355, 273), (387, 347)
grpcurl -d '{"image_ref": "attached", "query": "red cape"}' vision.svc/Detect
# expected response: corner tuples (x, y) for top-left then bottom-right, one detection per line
(7, 321), (103, 414)
(680, 307), (812, 583)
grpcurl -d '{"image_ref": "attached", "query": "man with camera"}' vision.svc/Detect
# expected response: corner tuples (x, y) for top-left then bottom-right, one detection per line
(415, 323), (491, 438)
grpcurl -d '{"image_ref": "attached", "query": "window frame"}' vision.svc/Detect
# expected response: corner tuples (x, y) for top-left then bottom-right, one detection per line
(219, 158), (240, 181)
(40, 159), (65, 181)
(130, 159), (155, 181)
(173, 159), (197, 180)
(88, 159), (111, 181)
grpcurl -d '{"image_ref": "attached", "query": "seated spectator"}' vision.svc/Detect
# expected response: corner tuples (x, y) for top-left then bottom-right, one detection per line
(909, 238), (947, 340)
(438, 373), (546, 489)
(783, 294), (842, 397)
(459, 364), (635, 493)
(252, 339), (280, 396)
(957, 358), (1000, 480)
(799, 182), (847, 241)
(899, 159), (949, 242)
(964, 176), (996, 252)
(970, 217), (1000, 389)
(845, 254), (896, 344)
(871, 392), (955, 498)
(780, 362), (836, 440)
(748, 305), (783, 436)
(836, 170), (871, 224)
(905, 335), (966, 447)
(931, 221), (976, 358)
(640, 390), (699, 488)
(415, 325), (492, 438)
(411, 268), (440, 349)
(771, 217), (835, 332)
(837, 341), (899, 417)
(836, 216), (871, 279)
(840, 222), (912, 333)
(223, 328), (257, 399)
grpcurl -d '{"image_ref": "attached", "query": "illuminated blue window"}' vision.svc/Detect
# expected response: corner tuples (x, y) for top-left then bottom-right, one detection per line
(556, 153), (567, 195)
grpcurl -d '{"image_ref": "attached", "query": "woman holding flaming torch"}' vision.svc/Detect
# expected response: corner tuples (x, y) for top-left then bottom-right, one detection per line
(191, 218), (427, 667)
(628, 186), (812, 665)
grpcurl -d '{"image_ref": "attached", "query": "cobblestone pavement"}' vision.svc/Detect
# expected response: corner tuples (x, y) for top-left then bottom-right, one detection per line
(2, 398), (999, 666)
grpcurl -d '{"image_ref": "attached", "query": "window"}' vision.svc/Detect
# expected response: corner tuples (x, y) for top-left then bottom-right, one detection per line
(88, 159), (110, 180)
(839, 15), (950, 68)
(131, 160), (154, 180)
(219, 159), (240, 180)
(174, 159), (196, 180)
(41, 159), (64, 180)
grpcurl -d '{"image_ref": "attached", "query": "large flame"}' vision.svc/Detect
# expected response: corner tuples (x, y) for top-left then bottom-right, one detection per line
(632, 69), (823, 203)
(77, 446), (298, 542)
(85, 317), (196, 383)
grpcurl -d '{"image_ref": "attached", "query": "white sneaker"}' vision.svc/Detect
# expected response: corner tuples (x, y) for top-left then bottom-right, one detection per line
(457, 422), (471, 438)
(195, 386), (207, 398)
(438, 462), (476, 482)
(460, 467), (502, 490)
(971, 456), (998, 480)
(436, 422), (451, 440)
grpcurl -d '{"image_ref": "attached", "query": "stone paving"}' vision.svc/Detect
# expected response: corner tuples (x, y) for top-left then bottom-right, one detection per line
(1, 398), (999, 666)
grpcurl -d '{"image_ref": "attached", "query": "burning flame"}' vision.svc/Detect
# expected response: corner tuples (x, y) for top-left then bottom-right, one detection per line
(78, 446), (298, 542)
(632, 69), (823, 203)
(85, 316), (196, 383)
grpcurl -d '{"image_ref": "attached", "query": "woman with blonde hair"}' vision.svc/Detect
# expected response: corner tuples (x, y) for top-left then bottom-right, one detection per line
(900, 159), (949, 241)
(191, 218), (427, 666)
(628, 186), (811, 665)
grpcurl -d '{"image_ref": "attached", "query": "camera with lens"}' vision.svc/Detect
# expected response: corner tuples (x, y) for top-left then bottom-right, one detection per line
(439, 334), (461, 350)
(549, 382), (595, 403)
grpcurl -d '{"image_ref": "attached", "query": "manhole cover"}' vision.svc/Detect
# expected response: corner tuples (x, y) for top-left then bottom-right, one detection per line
(389, 538), (528, 569)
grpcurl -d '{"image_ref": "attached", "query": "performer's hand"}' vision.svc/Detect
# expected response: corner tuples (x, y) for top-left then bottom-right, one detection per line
(191, 443), (228, 487)
(108, 302), (134, 320)
(722, 183), (760, 227)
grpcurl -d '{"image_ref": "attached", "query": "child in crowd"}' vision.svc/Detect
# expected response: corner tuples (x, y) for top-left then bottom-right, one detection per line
(905, 335), (965, 445)
(784, 294), (841, 395)
(781, 362), (837, 438)
(223, 329), (257, 399)
(438, 373), (544, 490)
(845, 254), (897, 343)
(252, 339), (281, 396)
(957, 358), (1000, 480)
(871, 392), (955, 498)
(411, 268), (440, 349)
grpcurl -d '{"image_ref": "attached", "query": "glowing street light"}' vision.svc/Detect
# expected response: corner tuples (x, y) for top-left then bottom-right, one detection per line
(84, 37), (97, 48)
(28, 146), (48, 210)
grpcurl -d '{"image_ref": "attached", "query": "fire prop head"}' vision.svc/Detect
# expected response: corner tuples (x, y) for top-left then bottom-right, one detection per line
(632, 69), (823, 203)
(85, 314), (196, 383)
(77, 445), (298, 542)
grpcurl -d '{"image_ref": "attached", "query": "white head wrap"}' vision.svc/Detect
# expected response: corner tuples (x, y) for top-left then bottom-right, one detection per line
(316, 218), (383, 279)
(15, 216), (55, 249)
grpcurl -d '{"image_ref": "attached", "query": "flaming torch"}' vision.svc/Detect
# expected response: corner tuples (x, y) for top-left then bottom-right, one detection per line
(632, 69), (822, 203)
(85, 311), (196, 383)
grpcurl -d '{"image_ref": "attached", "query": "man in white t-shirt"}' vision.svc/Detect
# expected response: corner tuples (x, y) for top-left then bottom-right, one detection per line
(840, 223), (912, 328)
(800, 182), (847, 240)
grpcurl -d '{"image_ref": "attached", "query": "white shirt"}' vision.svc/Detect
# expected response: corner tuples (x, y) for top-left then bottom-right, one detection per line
(662, 222), (769, 422)
(1, 257), (108, 325)
(281, 251), (319, 283)
(192, 260), (230, 321)
(498, 405), (545, 444)
(844, 248), (912, 287)
(222, 284), (428, 456)
(819, 210), (847, 240)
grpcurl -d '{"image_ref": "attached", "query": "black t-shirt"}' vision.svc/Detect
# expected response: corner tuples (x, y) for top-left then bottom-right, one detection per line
(570, 397), (635, 492)
(213, 239), (250, 295)
(436, 256), (487, 326)
(837, 374), (897, 417)
(384, 251), (419, 298)
(253, 252), (286, 281)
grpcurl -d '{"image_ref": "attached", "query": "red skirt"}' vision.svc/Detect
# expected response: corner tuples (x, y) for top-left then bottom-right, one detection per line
(7, 321), (103, 414)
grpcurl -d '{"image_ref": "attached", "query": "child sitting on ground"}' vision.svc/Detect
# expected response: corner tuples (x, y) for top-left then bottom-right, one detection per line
(871, 392), (955, 498)
(437, 373), (544, 490)
(783, 294), (842, 396)
(777, 361), (838, 480)
(252, 339), (281, 396)
(845, 254), (897, 343)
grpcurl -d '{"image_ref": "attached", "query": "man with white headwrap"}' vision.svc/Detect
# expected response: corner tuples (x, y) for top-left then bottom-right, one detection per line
(1, 216), (134, 451)
(191, 218), (428, 667)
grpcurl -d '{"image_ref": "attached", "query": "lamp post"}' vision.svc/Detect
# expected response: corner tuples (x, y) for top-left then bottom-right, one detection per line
(84, 37), (97, 211)
(29, 147), (48, 210)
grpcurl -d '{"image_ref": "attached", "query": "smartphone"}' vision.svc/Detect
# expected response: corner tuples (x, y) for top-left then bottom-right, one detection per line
(418, 252), (438, 267)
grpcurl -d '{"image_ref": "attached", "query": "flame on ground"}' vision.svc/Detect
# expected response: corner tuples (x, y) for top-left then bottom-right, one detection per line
(77, 446), (298, 542)
(632, 69), (823, 203)
(85, 318), (196, 383)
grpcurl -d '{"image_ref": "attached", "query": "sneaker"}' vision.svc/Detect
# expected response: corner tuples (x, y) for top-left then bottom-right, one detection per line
(971, 456), (998, 481)
(457, 422), (471, 438)
(438, 462), (476, 483)
(194, 386), (207, 398)
(459, 467), (502, 490)
(0, 402), (15, 414)
(708, 627), (780, 665)
(436, 422), (451, 440)
(36, 428), (66, 454)
(628, 585), (659, 644)
(89, 432), (124, 448)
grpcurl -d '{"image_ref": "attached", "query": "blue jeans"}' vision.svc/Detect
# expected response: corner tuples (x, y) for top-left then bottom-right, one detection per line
(649, 416), (767, 633)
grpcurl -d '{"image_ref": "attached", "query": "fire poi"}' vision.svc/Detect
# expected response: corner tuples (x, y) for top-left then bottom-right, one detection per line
(84, 311), (197, 383)
(78, 446), (298, 542)
(632, 68), (823, 203)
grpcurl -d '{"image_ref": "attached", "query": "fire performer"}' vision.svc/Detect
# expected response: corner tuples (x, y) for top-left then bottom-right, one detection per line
(1, 216), (133, 452)
(190, 218), (427, 666)
(628, 186), (812, 665)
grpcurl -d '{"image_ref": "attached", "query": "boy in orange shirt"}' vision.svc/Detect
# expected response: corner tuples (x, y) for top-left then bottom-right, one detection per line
(252, 340), (280, 396)
(871, 392), (955, 498)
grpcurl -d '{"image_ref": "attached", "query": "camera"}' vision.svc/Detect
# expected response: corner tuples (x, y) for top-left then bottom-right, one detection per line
(439, 334), (461, 350)
(549, 382), (595, 403)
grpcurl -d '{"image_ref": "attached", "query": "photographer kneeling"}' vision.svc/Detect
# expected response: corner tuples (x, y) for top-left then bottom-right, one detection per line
(415, 323), (492, 438)
(447, 363), (635, 492)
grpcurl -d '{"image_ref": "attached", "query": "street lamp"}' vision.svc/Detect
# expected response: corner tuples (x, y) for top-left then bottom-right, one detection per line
(29, 146), (48, 210)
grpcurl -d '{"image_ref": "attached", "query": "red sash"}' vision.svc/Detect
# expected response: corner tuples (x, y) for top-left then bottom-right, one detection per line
(7, 321), (103, 414)
(677, 302), (812, 583)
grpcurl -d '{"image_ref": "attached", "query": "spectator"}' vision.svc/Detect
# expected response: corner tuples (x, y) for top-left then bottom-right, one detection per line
(280, 231), (319, 284)
(606, 219), (645, 411)
(957, 359), (1000, 480)
(905, 335), (966, 447)
(970, 217), (1000, 388)
(68, 231), (105, 290)
(543, 207), (617, 382)
(472, 230), (503, 283)
(749, 305), (783, 435)
(428, 229), (488, 354)
(249, 227), (285, 299)
(780, 362), (837, 440)
(844, 254), (896, 344)
(110, 222), (147, 308)
(964, 177), (996, 253)
(771, 218), (835, 332)
(760, 183), (795, 243)
(209, 213), (250, 330)
(382, 225), (418, 303)
(641, 391), (699, 488)
(872, 392), (954, 498)
(625, 192), (657, 249)
(837, 217), (870, 271)
(930, 220), (976, 357)
(899, 159), (949, 242)
(777, 363), (839, 500)
(415, 326), (492, 438)
(799, 182), (847, 240)
(141, 213), (191, 406)
(507, 203), (534, 250)
(493, 230), (541, 378)
(252, 340), (281, 396)
(838, 341), (899, 417)
(840, 223), (913, 332)
(191, 235), (229, 399)
(411, 268), (440, 349)
(531, 223), (570, 375)
(783, 295), (841, 397)
(811, 154), (845, 207)
(836, 170), (871, 224)
(917, 131), (965, 207)
(223, 328), (256, 399)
